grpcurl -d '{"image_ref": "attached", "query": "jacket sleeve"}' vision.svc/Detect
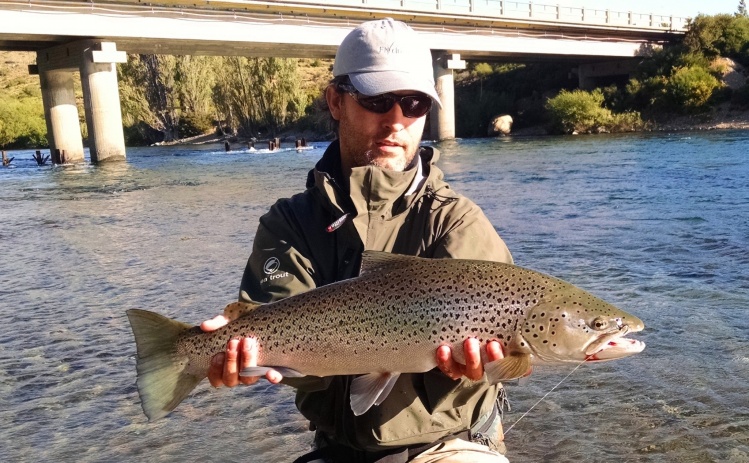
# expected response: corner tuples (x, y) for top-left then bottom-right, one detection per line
(239, 204), (319, 304)
(432, 197), (513, 265)
(238, 202), (333, 391)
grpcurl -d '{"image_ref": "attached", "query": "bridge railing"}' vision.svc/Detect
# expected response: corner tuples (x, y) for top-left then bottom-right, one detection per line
(267, 0), (689, 30)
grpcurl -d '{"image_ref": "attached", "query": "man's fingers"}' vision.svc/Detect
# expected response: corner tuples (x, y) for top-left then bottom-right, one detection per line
(222, 338), (240, 387)
(239, 337), (260, 385)
(486, 340), (504, 362)
(463, 338), (483, 381)
(208, 352), (226, 387)
(436, 345), (463, 380)
(201, 315), (230, 332)
(266, 369), (284, 384)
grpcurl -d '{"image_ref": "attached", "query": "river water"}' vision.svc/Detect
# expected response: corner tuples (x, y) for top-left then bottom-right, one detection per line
(1, 131), (747, 462)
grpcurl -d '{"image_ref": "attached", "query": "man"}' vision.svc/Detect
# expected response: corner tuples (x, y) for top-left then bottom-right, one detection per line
(202, 18), (515, 463)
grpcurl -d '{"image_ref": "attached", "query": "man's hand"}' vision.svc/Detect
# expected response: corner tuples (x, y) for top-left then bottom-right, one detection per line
(200, 315), (283, 387)
(436, 338), (505, 381)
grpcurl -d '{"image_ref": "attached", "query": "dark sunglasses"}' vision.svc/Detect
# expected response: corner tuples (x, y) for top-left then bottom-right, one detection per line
(338, 83), (433, 118)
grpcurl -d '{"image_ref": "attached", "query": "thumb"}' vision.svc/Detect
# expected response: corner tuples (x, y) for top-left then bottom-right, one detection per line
(200, 314), (230, 332)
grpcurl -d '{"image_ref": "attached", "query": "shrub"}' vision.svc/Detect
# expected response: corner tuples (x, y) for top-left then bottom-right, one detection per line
(0, 95), (47, 148)
(545, 89), (611, 133)
(666, 65), (721, 111)
(545, 89), (644, 134)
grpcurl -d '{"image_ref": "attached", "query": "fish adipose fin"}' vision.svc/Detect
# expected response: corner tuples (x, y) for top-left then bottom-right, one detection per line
(484, 355), (532, 384)
(350, 372), (401, 416)
(240, 366), (305, 378)
(126, 309), (204, 421)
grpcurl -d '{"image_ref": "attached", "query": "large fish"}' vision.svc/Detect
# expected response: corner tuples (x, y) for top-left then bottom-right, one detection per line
(127, 251), (645, 421)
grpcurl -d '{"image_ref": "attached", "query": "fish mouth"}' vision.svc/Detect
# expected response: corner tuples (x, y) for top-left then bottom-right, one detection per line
(584, 328), (646, 361)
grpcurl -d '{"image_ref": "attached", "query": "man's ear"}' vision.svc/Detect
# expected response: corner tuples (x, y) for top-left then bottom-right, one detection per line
(326, 85), (343, 121)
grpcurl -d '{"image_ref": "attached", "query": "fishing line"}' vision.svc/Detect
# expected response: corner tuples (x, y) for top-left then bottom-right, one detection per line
(503, 358), (589, 436)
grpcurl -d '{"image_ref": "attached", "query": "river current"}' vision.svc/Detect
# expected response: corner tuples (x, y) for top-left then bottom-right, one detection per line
(1, 131), (747, 462)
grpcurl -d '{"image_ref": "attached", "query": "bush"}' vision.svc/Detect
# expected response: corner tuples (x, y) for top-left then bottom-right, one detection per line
(179, 113), (214, 138)
(0, 95), (47, 149)
(666, 65), (721, 111)
(545, 89), (611, 134)
(545, 89), (644, 134)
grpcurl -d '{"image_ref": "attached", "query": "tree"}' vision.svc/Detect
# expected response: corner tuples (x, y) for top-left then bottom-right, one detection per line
(119, 54), (181, 142)
(211, 56), (306, 138)
(176, 55), (217, 135)
(739, 0), (747, 17)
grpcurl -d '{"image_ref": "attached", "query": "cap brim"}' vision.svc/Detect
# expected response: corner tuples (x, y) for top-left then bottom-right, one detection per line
(349, 72), (442, 109)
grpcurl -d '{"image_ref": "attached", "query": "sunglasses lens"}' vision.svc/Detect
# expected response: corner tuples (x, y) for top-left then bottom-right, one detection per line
(353, 93), (432, 118)
(355, 95), (396, 114)
(401, 96), (432, 118)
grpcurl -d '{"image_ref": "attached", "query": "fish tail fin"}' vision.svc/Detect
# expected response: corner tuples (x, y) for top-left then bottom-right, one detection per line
(126, 309), (203, 421)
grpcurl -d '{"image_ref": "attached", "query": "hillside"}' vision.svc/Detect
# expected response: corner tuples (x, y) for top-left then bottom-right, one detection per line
(0, 51), (39, 98)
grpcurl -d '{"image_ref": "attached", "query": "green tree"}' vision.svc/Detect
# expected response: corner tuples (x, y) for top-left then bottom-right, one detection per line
(685, 14), (749, 64)
(211, 56), (306, 137)
(176, 55), (217, 136)
(119, 54), (180, 142)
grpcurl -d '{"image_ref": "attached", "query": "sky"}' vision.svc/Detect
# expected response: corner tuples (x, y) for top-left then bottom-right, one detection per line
(553, 0), (742, 18)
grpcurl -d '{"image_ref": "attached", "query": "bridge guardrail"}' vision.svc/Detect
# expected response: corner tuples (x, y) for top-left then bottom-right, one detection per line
(228, 0), (689, 30)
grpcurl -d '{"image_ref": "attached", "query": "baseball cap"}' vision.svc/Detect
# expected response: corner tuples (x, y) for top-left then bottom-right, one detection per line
(333, 18), (442, 108)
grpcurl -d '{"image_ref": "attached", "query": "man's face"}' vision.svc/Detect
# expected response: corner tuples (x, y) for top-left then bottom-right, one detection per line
(326, 86), (427, 174)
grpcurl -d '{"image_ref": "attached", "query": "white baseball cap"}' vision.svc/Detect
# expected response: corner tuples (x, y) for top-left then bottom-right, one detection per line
(333, 18), (442, 108)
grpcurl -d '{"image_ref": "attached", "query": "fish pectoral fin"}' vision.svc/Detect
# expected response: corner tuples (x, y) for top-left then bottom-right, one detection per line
(484, 355), (532, 383)
(350, 372), (401, 416)
(240, 366), (305, 378)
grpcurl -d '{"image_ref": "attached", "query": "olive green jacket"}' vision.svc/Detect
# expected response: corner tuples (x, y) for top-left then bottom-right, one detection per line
(239, 140), (513, 452)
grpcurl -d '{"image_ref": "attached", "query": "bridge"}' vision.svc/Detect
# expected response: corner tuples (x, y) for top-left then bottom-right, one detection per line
(0, 0), (688, 163)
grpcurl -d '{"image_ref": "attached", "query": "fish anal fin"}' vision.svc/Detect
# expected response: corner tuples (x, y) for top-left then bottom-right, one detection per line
(484, 355), (532, 384)
(240, 366), (305, 378)
(350, 372), (401, 416)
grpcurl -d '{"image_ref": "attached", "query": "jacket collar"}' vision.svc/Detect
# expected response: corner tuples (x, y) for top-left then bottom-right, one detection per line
(308, 139), (439, 192)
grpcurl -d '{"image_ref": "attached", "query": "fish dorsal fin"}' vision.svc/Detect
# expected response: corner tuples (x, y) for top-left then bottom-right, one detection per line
(222, 301), (262, 322)
(360, 251), (421, 275)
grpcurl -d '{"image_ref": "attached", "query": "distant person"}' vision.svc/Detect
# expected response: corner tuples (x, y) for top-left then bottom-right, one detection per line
(201, 18), (516, 462)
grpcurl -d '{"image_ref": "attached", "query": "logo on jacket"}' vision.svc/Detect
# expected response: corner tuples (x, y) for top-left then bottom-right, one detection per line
(263, 257), (281, 275)
(260, 256), (292, 288)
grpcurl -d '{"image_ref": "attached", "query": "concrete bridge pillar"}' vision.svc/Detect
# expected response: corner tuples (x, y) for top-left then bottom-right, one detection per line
(80, 42), (127, 163)
(38, 68), (85, 163)
(430, 52), (466, 141)
(34, 40), (127, 164)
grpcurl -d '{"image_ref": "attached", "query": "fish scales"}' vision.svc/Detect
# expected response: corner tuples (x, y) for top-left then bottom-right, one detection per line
(127, 251), (645, 420)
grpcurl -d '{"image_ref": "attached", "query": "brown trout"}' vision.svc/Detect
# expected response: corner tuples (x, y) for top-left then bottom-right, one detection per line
(127, 251), (645, 421)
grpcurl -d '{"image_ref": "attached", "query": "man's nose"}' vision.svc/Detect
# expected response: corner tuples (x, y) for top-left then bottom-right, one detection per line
(381, 102), (408, 130)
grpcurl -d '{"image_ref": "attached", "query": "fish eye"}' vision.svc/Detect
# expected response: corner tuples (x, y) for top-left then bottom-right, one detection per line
(591, 317), (609, 331)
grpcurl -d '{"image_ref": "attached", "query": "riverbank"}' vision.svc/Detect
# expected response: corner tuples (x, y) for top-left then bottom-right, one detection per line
(650, 103), (749, 132)
(164, 104), (749, 147)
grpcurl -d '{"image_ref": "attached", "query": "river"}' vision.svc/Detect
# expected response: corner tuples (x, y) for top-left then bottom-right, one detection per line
(1, 131), (747, 462)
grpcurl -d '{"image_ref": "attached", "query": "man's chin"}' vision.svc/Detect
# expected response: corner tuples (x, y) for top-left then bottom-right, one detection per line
(365, 149), (413, 172)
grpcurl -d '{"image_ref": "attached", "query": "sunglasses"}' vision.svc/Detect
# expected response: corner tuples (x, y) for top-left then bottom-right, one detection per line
(338, 83), (433, 118)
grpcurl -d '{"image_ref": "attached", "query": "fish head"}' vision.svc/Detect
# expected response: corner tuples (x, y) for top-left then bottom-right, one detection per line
(519, 283), (645, 365)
